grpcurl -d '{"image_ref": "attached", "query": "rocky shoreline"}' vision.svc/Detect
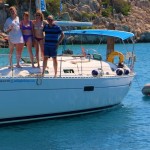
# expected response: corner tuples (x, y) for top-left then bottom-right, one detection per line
(0, 29), (150, 48)
(0, 32), (8, 48)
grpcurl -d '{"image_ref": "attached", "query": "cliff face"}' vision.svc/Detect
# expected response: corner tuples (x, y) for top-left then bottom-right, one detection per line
(60, 0), (150, 42)
(119, 0), (150, 42)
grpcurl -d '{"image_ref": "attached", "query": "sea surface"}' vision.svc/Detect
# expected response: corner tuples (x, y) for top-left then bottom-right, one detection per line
(0, 43), (150, 150)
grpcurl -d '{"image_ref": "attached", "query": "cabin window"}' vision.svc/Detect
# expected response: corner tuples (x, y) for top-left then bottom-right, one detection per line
(63, 69), (74, 73)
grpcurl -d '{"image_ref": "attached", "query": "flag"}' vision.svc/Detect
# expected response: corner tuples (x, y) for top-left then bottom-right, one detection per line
(60, 0), (63, 12)
(35, 0), (46, 11)
(41, 0), (46, 11)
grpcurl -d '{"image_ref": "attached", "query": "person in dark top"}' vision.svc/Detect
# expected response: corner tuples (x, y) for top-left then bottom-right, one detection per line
(42, 15), (64, 77)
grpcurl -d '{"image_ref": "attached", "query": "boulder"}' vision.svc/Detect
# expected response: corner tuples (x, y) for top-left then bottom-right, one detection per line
(79, 5), (92, 13)
(60, 12), (71, 21)
(89, 0), (100, 12)
(140, 32), (150, 42)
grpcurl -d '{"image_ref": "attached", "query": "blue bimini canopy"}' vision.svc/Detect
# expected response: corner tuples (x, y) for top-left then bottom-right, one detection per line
(64, 29), (134, 40)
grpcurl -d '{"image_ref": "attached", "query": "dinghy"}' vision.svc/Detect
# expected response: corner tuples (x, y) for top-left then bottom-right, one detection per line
(142, 84), (150, 96)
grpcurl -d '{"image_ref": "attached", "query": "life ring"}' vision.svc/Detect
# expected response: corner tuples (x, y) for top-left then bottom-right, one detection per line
(107, 51), (124, 63)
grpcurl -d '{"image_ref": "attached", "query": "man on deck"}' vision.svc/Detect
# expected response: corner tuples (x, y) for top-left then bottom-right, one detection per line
(42, 15), (64, 77)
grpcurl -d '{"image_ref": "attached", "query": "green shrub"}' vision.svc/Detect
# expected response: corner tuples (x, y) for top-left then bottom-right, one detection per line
(102, 7), (112, 17)
(101, 0), (130, 16)
(113, 0), (131, 16)
(81, 12), (97, 20)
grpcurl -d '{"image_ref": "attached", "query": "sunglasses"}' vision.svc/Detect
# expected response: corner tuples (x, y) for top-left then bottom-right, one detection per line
(10, 9), (14, 12)
(36, 14), (40, 17)
(47, 18), (53, 21)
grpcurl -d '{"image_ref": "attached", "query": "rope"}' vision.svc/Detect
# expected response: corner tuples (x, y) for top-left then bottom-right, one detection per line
(134, 75), (142, 90)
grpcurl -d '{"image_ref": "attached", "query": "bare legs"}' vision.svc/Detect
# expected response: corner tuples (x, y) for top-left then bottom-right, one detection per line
(53, 57), (57, 77)
(42, 57), (57, 77)
(8, 42), (14, 68)
(42, 56), (48, 75)
(34, 39), (44, 67)
(8, 42), (23, 68)
(26, 38), (35, 67)
(16, 43), (24, 68)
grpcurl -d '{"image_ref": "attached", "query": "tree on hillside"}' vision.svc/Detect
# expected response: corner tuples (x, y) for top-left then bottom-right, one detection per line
(113, 0), (131, 16)
(101, 0), (131, 16)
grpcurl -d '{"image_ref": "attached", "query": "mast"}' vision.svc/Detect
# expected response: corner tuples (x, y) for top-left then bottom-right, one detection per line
(29, 0), (31, 18)
(35, 0), (41, 11)
(106, 23), (115, 59)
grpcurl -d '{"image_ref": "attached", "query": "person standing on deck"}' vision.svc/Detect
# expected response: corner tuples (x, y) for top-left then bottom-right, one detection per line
(32, 10), (47, 67)
(42, 15), (64, 77)
(3, 6), (24, 68)
(20, 12), (35, 68)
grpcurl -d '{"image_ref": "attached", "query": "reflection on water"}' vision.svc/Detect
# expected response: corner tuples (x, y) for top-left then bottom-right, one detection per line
(142, 95), (150, 101)
(0, 105), (135, 150)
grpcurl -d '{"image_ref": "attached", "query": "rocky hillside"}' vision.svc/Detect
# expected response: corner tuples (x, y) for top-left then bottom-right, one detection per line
(124, 1), (150, 42)
(59, 0), (150, 42)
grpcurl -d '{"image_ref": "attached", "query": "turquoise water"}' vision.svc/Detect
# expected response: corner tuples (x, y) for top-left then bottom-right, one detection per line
(0, 43), (150, 150)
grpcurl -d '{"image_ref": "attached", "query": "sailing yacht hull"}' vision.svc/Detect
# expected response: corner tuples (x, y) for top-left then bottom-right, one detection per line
(0, 76), (133, 124)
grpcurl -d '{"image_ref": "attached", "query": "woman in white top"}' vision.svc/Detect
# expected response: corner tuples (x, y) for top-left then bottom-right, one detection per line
(4, 6), (24, 68)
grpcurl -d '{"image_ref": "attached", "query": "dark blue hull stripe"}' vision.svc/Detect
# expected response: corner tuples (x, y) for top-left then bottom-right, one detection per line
(0, 103), (119, 124)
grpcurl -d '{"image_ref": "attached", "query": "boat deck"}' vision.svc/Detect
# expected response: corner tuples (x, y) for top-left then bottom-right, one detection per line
(0, 56), (117, 78)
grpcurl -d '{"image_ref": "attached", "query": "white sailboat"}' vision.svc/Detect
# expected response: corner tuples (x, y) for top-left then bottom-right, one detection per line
(0, 27), (136, 125)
